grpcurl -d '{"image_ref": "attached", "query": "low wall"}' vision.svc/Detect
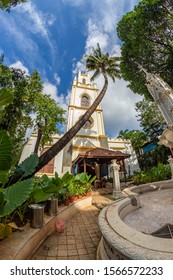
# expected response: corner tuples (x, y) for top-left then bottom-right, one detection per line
(0, 197), (92, 260)
(97, 180), (173, 260)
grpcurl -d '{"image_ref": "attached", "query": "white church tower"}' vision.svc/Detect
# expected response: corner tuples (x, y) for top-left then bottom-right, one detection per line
(62, 71), (109, 173)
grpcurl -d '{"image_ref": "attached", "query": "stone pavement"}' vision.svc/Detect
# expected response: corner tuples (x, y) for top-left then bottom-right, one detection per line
(31, 193), (113, 260)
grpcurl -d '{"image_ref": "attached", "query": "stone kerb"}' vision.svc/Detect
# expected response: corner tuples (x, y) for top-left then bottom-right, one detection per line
(0, 197), (92, 260)
(97, 181), (173, 260)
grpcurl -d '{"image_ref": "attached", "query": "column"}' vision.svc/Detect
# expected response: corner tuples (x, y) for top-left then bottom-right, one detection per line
(111, 160), (123, 199)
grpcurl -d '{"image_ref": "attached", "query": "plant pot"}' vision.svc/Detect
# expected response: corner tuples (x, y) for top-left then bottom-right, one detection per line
(28, 204), (45, 228)
(47, 198), (58, 216)
(86, 192), (92, 197)
(70, 196), (78, 202)
(78, 194), (83, 199)
(64, 200), (70, 206)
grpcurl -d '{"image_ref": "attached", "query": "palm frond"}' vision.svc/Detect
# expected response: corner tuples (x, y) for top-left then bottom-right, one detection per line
(90, 69), (100, 81)
(85, 42), (121, 82)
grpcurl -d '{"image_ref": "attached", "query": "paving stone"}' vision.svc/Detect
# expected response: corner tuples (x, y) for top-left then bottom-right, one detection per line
(31, 193), (112, 260)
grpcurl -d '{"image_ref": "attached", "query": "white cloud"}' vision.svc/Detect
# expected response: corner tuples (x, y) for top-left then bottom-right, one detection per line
(99, 78), (143, 137)
(42, 81), (69, 114)
(85, 19), (109, 53)
(0, 14), (38, 56)
(9, 61), (29, 75)
(54, 73), (61, 85)
(16, 2), (56, 57)
(16, 3), (55, 38)
(61, 0), (85, 6)
(72, 0), (142, 137)
(72, 61), (86, 76)
(43, 82), (59, 102)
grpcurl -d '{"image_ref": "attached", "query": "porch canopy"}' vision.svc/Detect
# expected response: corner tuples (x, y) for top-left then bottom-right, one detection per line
(72, 147), (131, 178)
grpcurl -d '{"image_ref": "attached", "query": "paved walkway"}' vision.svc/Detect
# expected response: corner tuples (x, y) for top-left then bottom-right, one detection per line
(32, 192), (112, 260)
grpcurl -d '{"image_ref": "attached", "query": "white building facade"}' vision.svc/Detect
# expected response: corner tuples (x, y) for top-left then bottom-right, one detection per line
(20, 71), (139, 177)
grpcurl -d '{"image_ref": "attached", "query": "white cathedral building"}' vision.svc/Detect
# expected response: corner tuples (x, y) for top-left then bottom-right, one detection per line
(20, 71), (139, 180)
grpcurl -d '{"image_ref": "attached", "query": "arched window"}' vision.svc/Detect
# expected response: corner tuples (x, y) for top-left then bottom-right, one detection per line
(81, 95), (89, 108)
(39, 147), (55, 174)
(82, 78), (86, 84)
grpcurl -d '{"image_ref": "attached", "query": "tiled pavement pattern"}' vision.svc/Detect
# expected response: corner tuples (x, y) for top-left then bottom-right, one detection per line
(32, 205), (102, 260)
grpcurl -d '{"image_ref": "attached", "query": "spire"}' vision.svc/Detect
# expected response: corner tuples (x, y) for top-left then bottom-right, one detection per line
(73, 75), (77, 86)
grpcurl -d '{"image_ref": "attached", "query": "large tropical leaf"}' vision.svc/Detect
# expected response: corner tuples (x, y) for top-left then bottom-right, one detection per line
(31, 188), (53, 203)
(0, 130), (12, 171)
(0, 88), (13, 121)
(0, 171), (9, 184)
(0, 178), (34, 217)
(15, 153), (39, 178)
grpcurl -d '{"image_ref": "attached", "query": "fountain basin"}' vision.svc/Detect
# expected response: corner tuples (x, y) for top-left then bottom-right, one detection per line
(97, 180), (173, 260)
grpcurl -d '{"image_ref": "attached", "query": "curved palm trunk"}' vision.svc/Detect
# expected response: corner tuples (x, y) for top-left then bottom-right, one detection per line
(34, 74), (108, 173)
(7, 74), (108, 186)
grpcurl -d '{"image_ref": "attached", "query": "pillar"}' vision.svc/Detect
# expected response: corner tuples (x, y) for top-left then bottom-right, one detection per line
(111, 160), (123, 199)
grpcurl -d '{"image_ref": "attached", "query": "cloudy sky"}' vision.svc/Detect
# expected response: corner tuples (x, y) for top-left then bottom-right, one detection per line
(0, 0), (142, 137)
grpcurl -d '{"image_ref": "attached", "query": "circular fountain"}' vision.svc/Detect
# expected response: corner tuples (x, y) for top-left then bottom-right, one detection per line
(97, 180), (173, 260)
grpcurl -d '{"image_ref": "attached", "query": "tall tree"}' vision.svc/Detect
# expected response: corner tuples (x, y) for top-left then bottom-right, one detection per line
(118, 129), (147, 158)
(0, 0), (27, 12)
(10, 43), (121, 183)
(0, 63), (65, 156)
(135, 98), (167, 141)
(117, 0), (173, 98)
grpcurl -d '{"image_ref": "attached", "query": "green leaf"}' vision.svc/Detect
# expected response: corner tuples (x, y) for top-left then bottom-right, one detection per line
(0, 170), (9, 184)
(0, 130), (12, 171)
(32, 188), (53, 203)
(0, 223), (12, 240)
(0, 178), (34, 217)
(0, 88), (13, 108)
(15, 153), (39, 178)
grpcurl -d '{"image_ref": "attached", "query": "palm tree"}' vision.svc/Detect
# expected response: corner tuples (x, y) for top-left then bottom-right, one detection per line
(10, 43), (121, 183)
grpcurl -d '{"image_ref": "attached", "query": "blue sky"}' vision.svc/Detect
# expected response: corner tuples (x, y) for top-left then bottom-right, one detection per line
(0, 0), (142, 137)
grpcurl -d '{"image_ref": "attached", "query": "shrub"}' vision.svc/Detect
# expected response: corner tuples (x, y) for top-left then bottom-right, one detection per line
(132, 163), (171, 185)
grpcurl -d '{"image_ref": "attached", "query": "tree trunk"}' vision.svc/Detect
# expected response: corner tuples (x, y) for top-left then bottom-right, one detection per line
(8, 74), (108, 185)
(33, 125), (42, 154)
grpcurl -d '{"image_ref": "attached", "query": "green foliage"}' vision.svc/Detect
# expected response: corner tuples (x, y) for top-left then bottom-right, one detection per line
(0, 0), (27, 12)
(85, 43), (121, 82)
(0, 88), (13, 121)
(135, 98), (166, 140)
(0, 73), (41, 237)
(0, 63), (66, 156)
(118, 129), (147, 156)
(0, 178), (34, 218)
(15, 153), (39, 178)
(132, 163), (171, 184)
(0, 223), (12, 239)
(117, 0), (173, 98)
(139, 145), (171, 171)
(0, 130), (12, 172)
